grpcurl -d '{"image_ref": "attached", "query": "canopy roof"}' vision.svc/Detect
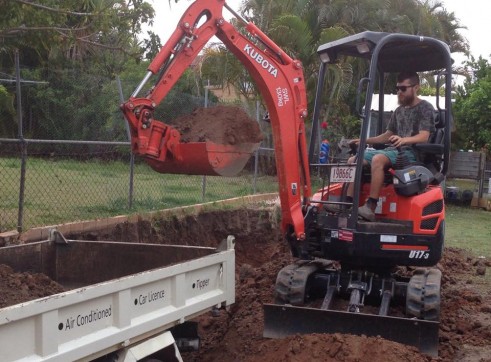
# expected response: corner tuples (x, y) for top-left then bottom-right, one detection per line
(317, 31), (452, 73)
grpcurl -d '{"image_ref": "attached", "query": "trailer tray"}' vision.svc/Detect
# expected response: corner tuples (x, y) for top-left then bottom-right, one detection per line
(0, 231), (235, 361)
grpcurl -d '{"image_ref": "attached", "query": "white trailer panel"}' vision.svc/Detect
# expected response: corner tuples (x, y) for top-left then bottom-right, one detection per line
(0, 235), (235, 361)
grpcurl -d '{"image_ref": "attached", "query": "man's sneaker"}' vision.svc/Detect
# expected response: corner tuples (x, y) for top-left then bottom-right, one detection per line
(358, 203), (375, 221)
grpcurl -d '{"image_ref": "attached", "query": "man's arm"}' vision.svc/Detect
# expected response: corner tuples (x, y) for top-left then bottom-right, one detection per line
(389, 130), (430, 147)
(350, 130), (394, 146)
(367, 130), (394, 145)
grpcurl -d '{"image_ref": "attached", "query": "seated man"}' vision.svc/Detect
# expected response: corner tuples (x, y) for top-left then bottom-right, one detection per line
(337, 71), (435, 221)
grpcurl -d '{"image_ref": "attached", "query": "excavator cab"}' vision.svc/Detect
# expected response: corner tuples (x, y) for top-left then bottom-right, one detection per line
(265, 32), (452, 356)
(311, 31), (452, 231)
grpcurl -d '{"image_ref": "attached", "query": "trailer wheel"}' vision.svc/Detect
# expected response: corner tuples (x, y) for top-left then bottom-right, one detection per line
(406, 268), (441, 321)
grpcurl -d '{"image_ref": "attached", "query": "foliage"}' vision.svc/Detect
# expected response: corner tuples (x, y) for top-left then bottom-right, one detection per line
(0, 85), (16, 138)
(320, 113), (361, 144)
(315, 0), (468, 53)
(0, 1), (165, 140)
(0, 0), (157, 69)
(209, 0), (468, 149)
(197, 41), (259, 101)
(0, 0), (471, 147)
(14, 66), (126, 141)
(453, 56), (491, 152)
(4, 58), (211, 141)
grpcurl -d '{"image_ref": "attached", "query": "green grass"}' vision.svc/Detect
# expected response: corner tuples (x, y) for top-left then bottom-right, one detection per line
(2, 156), (491, 260)
(0, 157), (278, 232)
(445, 204), (491, 258)
(441, 178), (491, 257)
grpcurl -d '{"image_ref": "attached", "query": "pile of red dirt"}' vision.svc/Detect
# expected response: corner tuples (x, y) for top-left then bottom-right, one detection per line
(173, 105), (264, 145)
(2, 207), (491, 361)
(0, 264), (65, 308)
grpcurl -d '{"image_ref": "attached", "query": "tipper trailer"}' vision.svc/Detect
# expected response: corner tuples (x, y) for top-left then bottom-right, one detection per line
(0, 230), (235, 361)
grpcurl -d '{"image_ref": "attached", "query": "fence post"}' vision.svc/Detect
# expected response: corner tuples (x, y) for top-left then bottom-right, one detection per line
(117, 76), (134, 209)
(15, 50), (27, 232)
(201, 82), (209, 202)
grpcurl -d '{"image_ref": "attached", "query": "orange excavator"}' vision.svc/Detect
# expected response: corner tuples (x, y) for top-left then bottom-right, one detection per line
(122, 0), (452, 356)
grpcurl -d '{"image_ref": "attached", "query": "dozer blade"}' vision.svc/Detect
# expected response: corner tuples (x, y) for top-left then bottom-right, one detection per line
(145, 141), (260, 177)
(263, 304), (439, 357)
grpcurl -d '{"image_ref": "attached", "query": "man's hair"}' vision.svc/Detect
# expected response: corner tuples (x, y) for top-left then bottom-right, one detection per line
(397, 71), (420, 85)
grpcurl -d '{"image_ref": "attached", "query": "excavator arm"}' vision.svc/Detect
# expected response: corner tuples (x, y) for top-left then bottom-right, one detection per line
(121, 0), (311, 239)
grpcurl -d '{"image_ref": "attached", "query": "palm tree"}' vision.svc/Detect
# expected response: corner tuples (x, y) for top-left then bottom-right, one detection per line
(199, 0), (469, 146)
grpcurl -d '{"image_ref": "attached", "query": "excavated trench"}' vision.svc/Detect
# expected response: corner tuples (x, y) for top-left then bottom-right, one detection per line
(2, 206), (491, 361)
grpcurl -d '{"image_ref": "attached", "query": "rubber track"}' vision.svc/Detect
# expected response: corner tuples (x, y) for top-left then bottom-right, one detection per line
(274, 260), (332, 305)
(406, 268), (441, 321)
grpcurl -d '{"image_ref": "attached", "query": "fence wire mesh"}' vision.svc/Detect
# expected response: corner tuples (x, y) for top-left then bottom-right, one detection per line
(0, 65), (279, 233)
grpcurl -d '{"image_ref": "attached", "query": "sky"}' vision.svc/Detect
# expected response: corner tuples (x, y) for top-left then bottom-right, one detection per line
(147, 0), (242, 43)
(441, 0), (490, 62)
(147, 0), (490, 63)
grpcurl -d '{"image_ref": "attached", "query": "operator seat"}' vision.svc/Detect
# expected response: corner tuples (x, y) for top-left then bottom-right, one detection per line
(413, 109), (446, 176)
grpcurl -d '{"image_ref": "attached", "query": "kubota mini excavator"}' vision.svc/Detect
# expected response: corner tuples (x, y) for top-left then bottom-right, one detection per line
(264, 32), (452, 357)
(121, 0), (452, 356)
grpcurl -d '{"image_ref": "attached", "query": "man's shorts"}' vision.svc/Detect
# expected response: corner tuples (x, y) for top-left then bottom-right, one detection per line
(364, 147), (416, 165)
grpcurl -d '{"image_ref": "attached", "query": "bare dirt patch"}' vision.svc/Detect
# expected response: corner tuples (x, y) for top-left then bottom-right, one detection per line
(2, 207), (491, 361)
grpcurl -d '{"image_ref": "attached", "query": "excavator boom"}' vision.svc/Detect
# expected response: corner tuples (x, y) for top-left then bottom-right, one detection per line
(121, 0), (311, 239)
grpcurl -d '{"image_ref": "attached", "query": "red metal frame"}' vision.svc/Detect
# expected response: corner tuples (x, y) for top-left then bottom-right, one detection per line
(121, 0), (311, 239)
(313, 183), (445, 236)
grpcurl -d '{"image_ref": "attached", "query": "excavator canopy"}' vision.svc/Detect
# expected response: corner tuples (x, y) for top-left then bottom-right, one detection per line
(317, 31), (452, 72)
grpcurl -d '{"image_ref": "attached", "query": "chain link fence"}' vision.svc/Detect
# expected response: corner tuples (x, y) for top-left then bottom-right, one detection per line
(9, 56), (462, 233)
(0, 57), (278, 233)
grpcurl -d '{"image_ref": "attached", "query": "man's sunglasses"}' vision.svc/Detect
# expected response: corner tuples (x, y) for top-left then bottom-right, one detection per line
(395, 84), (416, 92)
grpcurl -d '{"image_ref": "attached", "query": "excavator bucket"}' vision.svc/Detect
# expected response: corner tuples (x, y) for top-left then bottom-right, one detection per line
(144, 141), (260, 177)
(263, 304), (439, 357)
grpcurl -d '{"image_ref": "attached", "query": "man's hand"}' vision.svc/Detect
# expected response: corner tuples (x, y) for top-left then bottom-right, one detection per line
(388, 135), (405, 147)
(346, 139), (359, 155)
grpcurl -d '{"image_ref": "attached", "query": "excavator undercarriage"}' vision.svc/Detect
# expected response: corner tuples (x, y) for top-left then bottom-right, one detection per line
(265, 260), (442, 355)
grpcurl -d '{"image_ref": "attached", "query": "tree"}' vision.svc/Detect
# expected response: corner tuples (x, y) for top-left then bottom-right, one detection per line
(0, 0), (157, 71)
(0, 85), (16, 138)
(453, 56), (491, 152)
(198, 43), (256, 100)
(0, 1), (162, 139)
(227, 0), (468, 143)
